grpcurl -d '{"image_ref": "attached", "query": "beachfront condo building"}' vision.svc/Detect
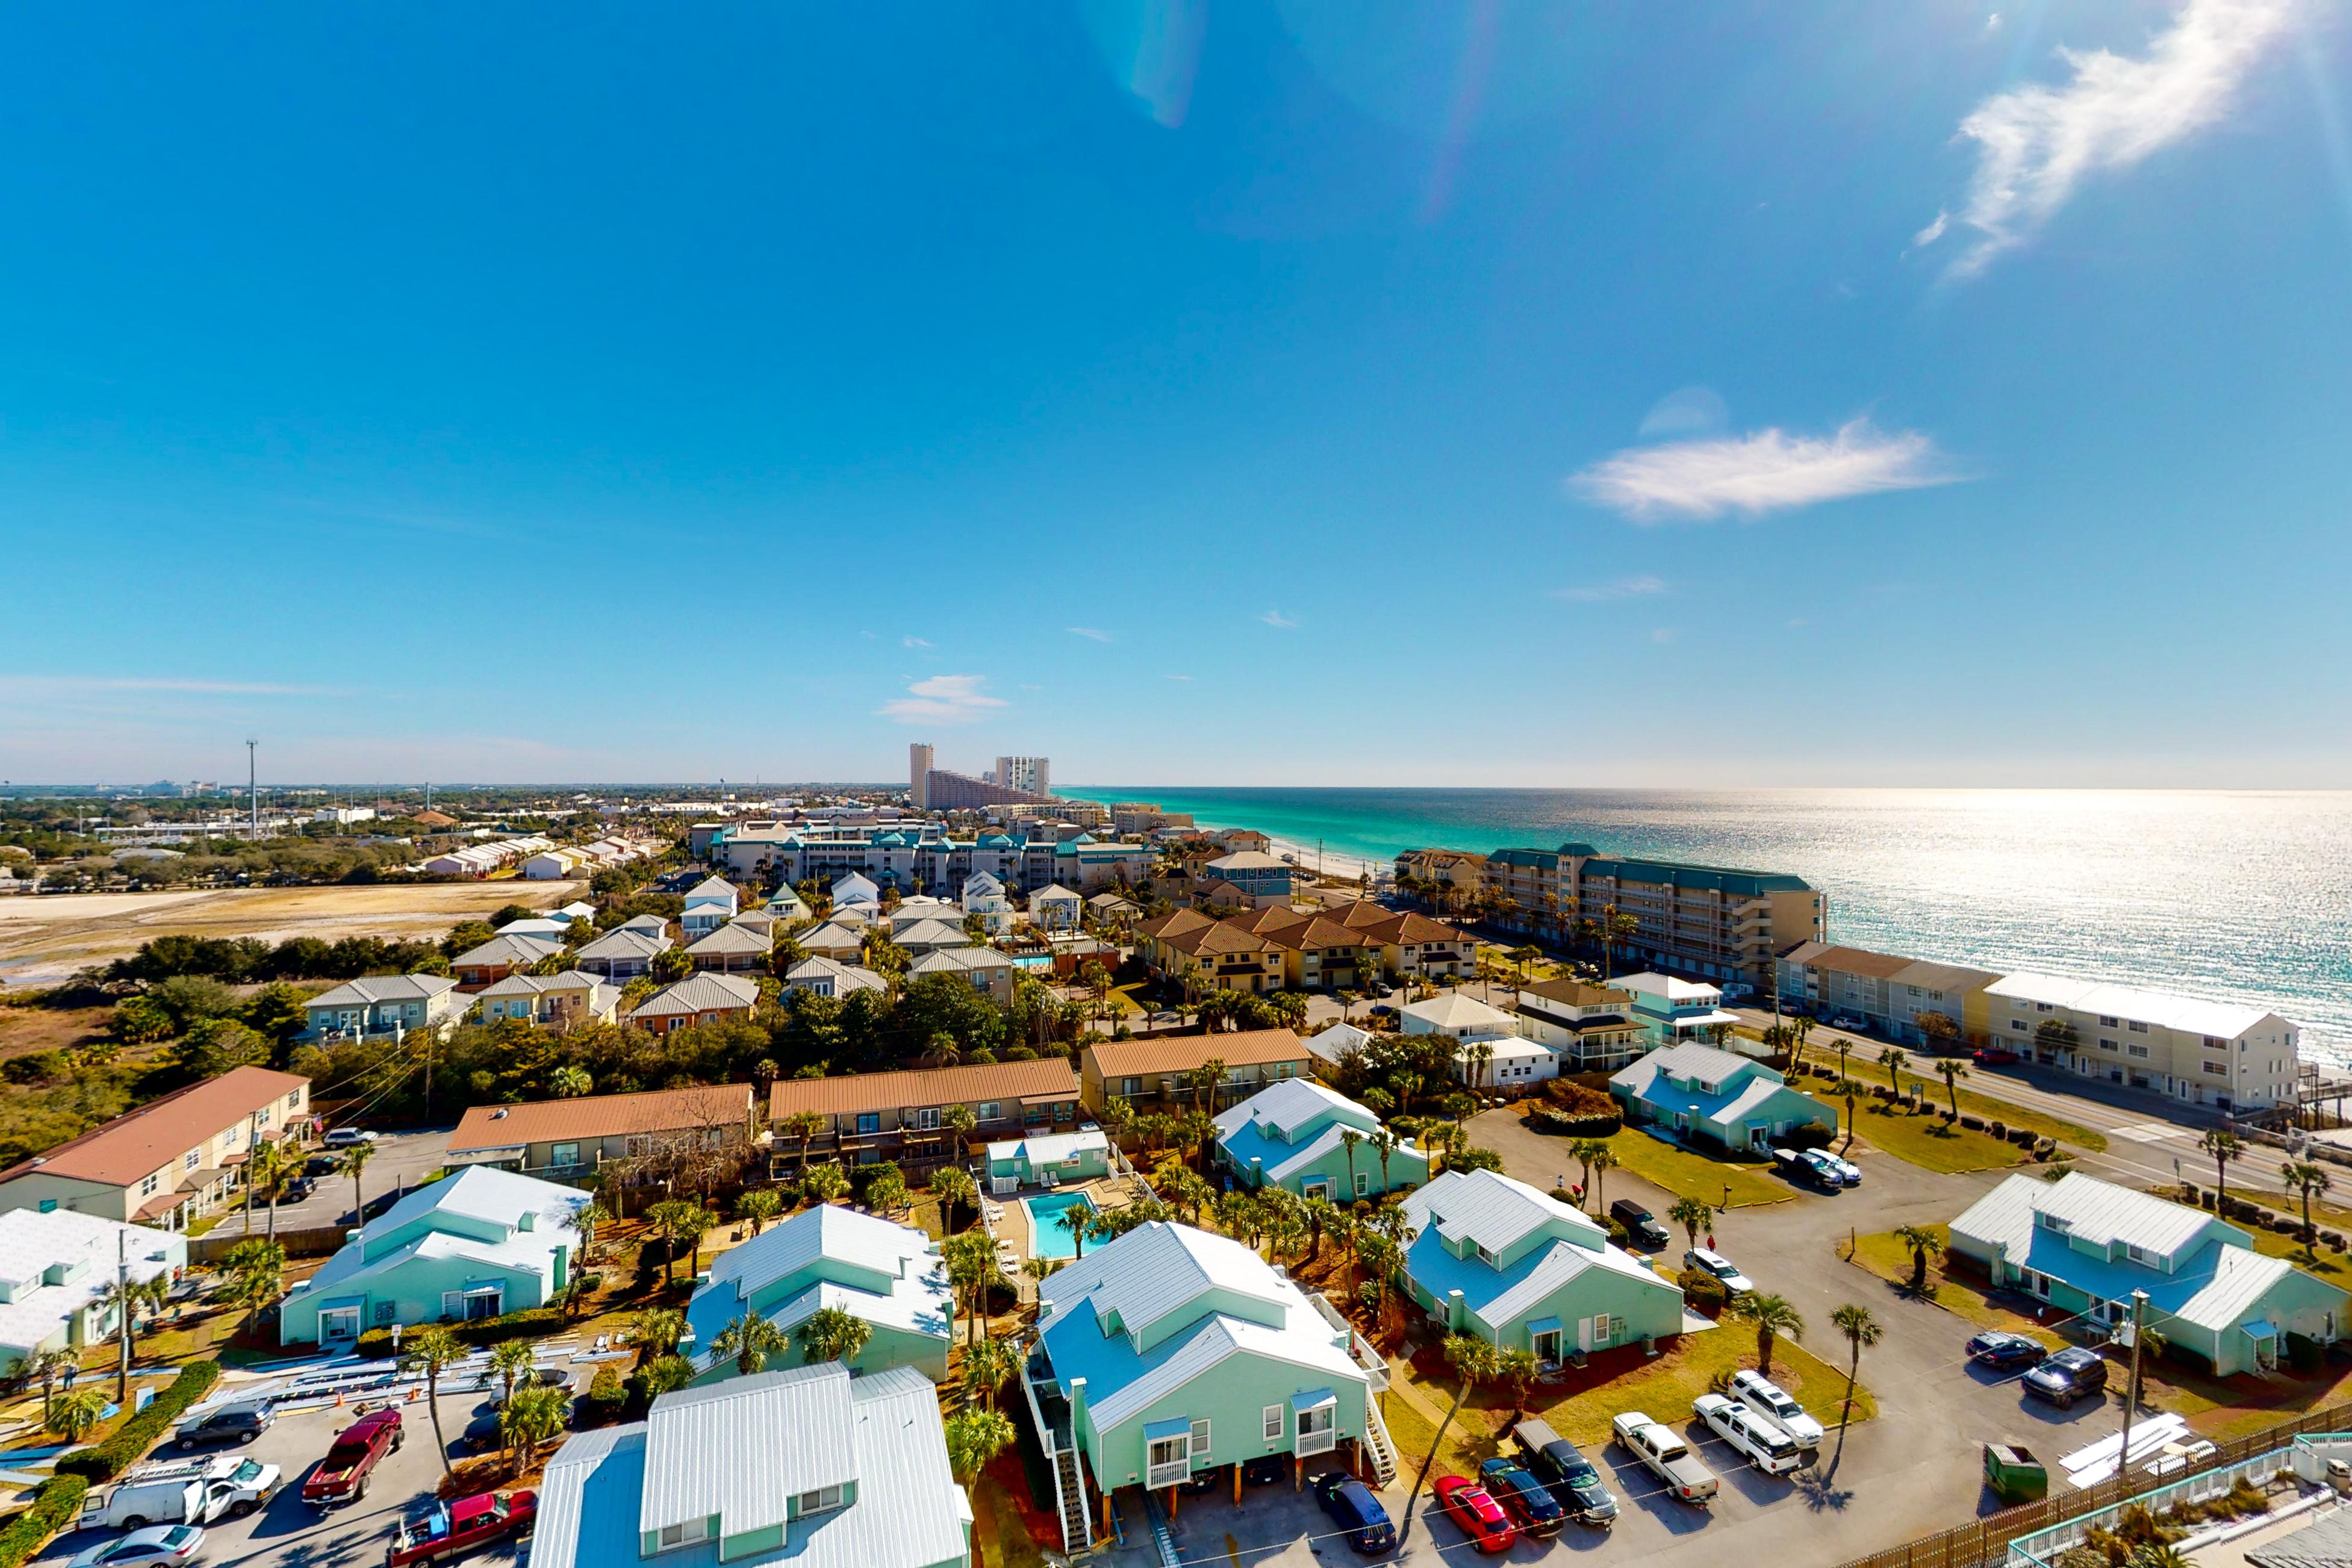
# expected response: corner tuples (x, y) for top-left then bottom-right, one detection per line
(709, 820), (1147, 895)
(1475, 843), (1825, 989)
(1977, 972), (2301, 1112)
(1774, 942), (2000, 1045)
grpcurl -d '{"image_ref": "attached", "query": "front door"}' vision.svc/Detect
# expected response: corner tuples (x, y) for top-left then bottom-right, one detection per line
(1533, 1328), (1561, 1363)
(320, 1307), (360, 1344)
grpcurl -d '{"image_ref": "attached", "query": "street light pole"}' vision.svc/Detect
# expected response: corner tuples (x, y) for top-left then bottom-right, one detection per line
(2117, 1288), (2150, 1504)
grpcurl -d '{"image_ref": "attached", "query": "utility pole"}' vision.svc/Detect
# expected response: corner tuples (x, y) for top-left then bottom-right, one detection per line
(115, 1228), (131, 1404)
(2117, 1288), (2150, 1503)
(246, 739), (259, 842)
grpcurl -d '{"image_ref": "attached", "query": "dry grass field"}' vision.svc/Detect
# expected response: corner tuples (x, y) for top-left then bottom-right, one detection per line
(0, 880), (582, 986)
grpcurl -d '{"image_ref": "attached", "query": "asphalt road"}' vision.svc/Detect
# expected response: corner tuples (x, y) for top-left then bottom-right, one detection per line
(203, 1130), (455, 1241)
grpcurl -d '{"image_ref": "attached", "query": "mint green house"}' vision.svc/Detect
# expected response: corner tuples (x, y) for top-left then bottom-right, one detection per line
(985, 1129), (1111, 1192)
(1397, 1168), (1687, 1363)
(533, 1364), (971, 1568)
(1609, 1042), (1834, 1153)
(1949, 1172), (2348, 1377)
(1027, 1221), (1397, 1532)
(281, 1166), (585, 1346)
(1211, 1080), (1429, 1201)
(683, 1203), (952, 1383)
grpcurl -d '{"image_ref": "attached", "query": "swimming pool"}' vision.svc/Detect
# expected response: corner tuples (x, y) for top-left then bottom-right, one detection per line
(1024, 1191), (1097, 1259)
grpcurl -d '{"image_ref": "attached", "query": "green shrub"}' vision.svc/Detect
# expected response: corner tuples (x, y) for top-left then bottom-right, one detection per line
(0, 1475), (89, 1568)
(1678, 1268), (1727, 1311)
(1781, 1122), (1834, 1151)
(1604, 1218), (1632, 1248)
(354, 1307), (565, 1361)
(1526, 1104), (1623, 1137)
(54, 1361), (219, 1479)
(2286, 1331), (2324, 1374)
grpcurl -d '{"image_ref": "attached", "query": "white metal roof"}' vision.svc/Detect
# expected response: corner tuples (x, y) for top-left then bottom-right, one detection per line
(705, 1203), (933, 1301)
(1400, 1167), (1604, 1260)
(640, 1364), (854, 1536)
(1984, 972), (2282, 1040)
(0, 1209), (181, 1354)
(1039, 1221), (1293, 1345)
(1084, 1310), (1362, 1433)
(306, 973), (458, 1007)
(1210, 1078), (1369, 1142)
(1482, 1236), (1673, 1329)
(1953, 1171), (2218, 1261)
(1399, 992), (1519, 1034)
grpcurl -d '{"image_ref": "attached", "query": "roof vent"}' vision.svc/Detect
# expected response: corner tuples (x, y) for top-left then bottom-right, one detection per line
(490, 1109), (508, 1119)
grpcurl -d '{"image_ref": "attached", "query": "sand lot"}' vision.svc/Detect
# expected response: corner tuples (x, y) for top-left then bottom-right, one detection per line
(0, 880), (581, 986)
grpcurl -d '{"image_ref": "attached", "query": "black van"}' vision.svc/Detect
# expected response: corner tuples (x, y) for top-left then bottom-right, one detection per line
(1608, 1199), (1671, 1250)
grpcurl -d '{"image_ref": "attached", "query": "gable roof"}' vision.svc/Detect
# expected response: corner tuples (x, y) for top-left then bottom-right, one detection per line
(683, 922), (772, 957)
(477, 970), (608, 1000)
(682, 877), (738, 906)
(1985, 972), (2280, 1040)
(769, 1059), (1080, 1119)
(0, 1066), (308, 1189)
(642, 1364), (856, 1533)
(449, 1084), (754, 1156)
(308, 972), (459, 1008)
(1517, 977), (1633, 1009)
(627, 972), (761, 1019)
(706, 1201), (935, 1302)
(576, 928), (669, 962)
(1039, 1220), (1295, 1345)
(1612, 1041), (1769, 1095)
(1779, 942), (2000, 993)
(782, 957), (886, 994)
(453, 933), (563, 969)
(1211, 1078), (1372, 1142)
(907, 946), (1012, 976)
(1401, 1167), (1605, 1260)
(1400, 992), (1517, 1033)
(366, 1163), (588, 1240)
(1085, 1028), (1308, 1081)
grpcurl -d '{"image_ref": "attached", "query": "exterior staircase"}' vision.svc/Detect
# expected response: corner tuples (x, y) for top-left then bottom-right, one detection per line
(1053, 1445), (1092, 1551)
(1362, 1399), (1400, 1487)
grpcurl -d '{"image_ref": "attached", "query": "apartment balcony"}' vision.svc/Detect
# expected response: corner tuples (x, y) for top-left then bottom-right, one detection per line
(1308, 1291), (1390, 1392)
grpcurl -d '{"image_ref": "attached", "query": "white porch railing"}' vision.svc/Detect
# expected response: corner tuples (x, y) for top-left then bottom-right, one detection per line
(1146, 1460), (1190, 1490)
(1296, 1426), (1337, 1458)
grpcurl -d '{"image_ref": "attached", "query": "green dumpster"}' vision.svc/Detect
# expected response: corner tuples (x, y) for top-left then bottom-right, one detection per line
(1984, 1442), (2048, 1504)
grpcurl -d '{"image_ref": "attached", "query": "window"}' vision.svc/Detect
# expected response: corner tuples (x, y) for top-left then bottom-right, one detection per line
(978, 1102), (999, 1121)
(657, 1519), (711, 1551)
(2205, 1060), (2228, 1077)
(550, 1142), (581, 1169)
(1263, 1404), (1284, 1442)
(185, 1151), (201, 1171)
(1189, 1418), (1212, 1455)
(2098, 1015), (2119, 1027)
(374, 1302), (397, 1325)
(1122, 1078), (1142, 1098)
(2128, 1021), (2149, 1034)
(140, 1173), (159, 1197)
(1297, 1404), (1334, 1440)
(793, 1485), (845, 1517)
(913, 1107), (941, 1131)
(856, 1113), (881, 1135)
(2010, 1020), (2027, 1033)
(1475, 1243), (1498, 1267)
(2127, 1044), (2150, 1060)
(2099, 1038), (2118, 1051)
(1593, 1312), (1613, 1342)
(1354, 1170), (1370, 1197)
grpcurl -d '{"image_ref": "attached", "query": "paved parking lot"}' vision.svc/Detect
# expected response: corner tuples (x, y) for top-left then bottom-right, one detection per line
(205, 1129), (455, 1240)
(36, 1385), (543, 1568)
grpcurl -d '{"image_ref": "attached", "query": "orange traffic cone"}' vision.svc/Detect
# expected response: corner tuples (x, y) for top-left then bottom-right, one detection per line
(335, 1390), (346, 1407)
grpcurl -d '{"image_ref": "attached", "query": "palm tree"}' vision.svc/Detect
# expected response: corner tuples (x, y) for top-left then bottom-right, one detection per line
(1339, 1129), (1364, 1200)
(1056, 1201), (1093, 1261)
(930, 1167), (978, 1231)
(960, 1337), (1018, 1411)
(246, 1138), (294, 1243)
(1667, 1197), (1714, 1251)
(865, 1169), (909, 1215)
(1935, 1057), (1968, 1118)
(1569, 1139), (1606, 1211)
(642, 1354), (696, 1395)
(1582, 1142), (1619, 1216)
(1725, 1293), (1803, 1379)
(499, 1383), (571, 1473)
(550, 1065), (593, 1097)
(1878, 1047), (1909, 1095)
(490, 1338), (537, 1404)
(735, 1188), (783, 1236)
(795, 1305), (873, 1366)
(629, 1307), (686, 1366)
(400, 1325), (465, 1481)
(1495, 1346), (1540, 1420)
(942, 1103), (978, 1163)
(48, 1386), (107, 1441)
(1467, 1040), (1495, 1094)
(943, 1407), (1016, 1498)
(711, 1311), (791, 1375)
(2201, 1129), (2242, 1205)
(223, 1238), (284, 1339)
(1790, 1015), (1815, 1075)
(803, 1164), (851, 1204)
(2283, 1160), (2332, 1256)
(779, 1110), (826, 1174)
(1893, 1224), (1945, 1292)
(26, 1348), (75, 1431)
(1829, 1303), (1882, 1449)
(341, 1139), (378, 1227)
(645, 1200), (708, 1286)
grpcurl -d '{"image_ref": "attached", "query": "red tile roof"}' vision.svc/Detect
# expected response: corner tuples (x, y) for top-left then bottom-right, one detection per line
(0, 1066), (308, 1189)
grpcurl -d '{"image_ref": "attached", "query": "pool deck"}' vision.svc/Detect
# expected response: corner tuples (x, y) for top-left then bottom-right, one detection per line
(987, 1174), (1142, 1290)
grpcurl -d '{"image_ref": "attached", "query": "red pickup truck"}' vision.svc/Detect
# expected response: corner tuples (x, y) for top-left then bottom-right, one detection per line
(385, 1491), (537, 1567)
(303, 1408), (405, 1507)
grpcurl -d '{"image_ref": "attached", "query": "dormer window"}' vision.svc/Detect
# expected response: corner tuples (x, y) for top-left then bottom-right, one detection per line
(792, 1485), (846, 1518)
(656, 1517), (711, 1551)
(1475, 1243), (1498, 1267)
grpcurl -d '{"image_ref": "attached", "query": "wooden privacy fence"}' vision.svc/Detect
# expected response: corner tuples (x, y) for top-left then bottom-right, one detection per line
(1830, 1404), (2351, 1568)
(191, 1223), (353, 1263)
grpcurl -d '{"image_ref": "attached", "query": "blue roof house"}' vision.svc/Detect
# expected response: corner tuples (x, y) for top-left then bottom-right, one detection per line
(684, 1204), (952, 1383)
(281, 1166), (586, 1347)
(1608, 1042), (1834, 1154)
(1397, 1169), (1685, 1362)
(1211, 1080), (1429, 1202)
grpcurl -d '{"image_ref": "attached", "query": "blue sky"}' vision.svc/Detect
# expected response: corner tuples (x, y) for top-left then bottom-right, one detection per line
(3, 1), (2348, 789)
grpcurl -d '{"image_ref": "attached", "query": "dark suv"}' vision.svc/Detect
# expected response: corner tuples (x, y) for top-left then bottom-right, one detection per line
(1608, 1200), (1670, 1251)
(1511, 1419), (1618, 1527)
(2023, 1347), (2108, 1409)
(174, 1403), (273, 1450)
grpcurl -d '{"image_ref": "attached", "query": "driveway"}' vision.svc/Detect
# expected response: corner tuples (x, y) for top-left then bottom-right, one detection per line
(35, 1386), (535, 1568)
(204, 1128), (455, 1240)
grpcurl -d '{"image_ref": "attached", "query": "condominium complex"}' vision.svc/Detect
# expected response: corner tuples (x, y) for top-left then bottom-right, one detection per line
(1978, 972), (2301, 1112)
(1479, 842), (1825, 989)
(993, 756), (1051, 796)
(908, 743), (1068, 813)
(709, 820), (1147, 895)
(1775, 942), (2001, 1046)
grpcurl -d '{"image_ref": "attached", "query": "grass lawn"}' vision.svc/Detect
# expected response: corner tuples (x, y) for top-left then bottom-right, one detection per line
(1383, 1325), (1876, 1476)
(970, 1472), (1048, 1568)
(1805, 1094), (2031, 1175)
(1843, 1225), (2068, 1345)
(1600, 1130), (1791, 1209)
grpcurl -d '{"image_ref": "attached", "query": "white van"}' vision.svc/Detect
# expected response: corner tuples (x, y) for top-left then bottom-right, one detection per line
(84, 1456), (284, 1529)
(79, 1478), (208, 1532)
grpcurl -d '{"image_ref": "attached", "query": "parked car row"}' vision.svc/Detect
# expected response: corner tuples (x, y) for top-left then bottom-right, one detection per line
(1965, 1330), (2112, 1409)
(1770, 1146), (1860, 1192)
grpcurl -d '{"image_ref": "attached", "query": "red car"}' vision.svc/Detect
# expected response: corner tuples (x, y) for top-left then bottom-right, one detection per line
(1433, 1476), (1517, 1554)
(1973, 1047), (2020, 1066)
(385, 1490), (538, 1568)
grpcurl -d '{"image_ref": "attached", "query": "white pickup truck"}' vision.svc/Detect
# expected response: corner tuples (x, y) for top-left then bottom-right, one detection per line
(1693, 1394), (1806, 1476)
(1610, 1411), (1719, 1505)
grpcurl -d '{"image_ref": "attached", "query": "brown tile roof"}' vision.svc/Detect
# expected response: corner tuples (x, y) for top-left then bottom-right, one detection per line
(1084, 1028), (1308, 1080)
(1519, 977), (1634, 1008)
(0, 1066), (308, 1189)
(1778, 942), (1911, 980)
(768, 1059), (1081, 1119)
(447, 1084), (756, 1154)
(1137, 909), (1215, 941)
(1260, 916), (1378, 952)
(1221, 906), (1313, 935)
(1160, 923), (1277, 959)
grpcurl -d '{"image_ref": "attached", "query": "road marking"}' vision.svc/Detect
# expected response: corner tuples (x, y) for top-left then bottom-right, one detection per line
(2108, 1122), (2182, 1144)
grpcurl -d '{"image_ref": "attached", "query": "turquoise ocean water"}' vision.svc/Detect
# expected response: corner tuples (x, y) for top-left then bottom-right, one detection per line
(1065, 788), (2352, 1067)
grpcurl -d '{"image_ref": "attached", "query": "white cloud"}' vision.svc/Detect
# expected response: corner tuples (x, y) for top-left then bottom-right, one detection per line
(877, 674), (1008, 725)
(1939, 0), (2298, 278)
(903, 635), (933, 649)
(1258, 610), (1298, 629)
(1911, 209), (1950, 249)
(1066, 627), (1113, 642)
(1570, 418), (1961, 521)
(1637, 387), (1729, 438)
(1551, 574), (1667, 603)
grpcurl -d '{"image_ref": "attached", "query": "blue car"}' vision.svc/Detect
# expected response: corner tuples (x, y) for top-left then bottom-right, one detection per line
(1478, 1458), (1566, 1538)
(1310, 1472), (1396, 1554)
